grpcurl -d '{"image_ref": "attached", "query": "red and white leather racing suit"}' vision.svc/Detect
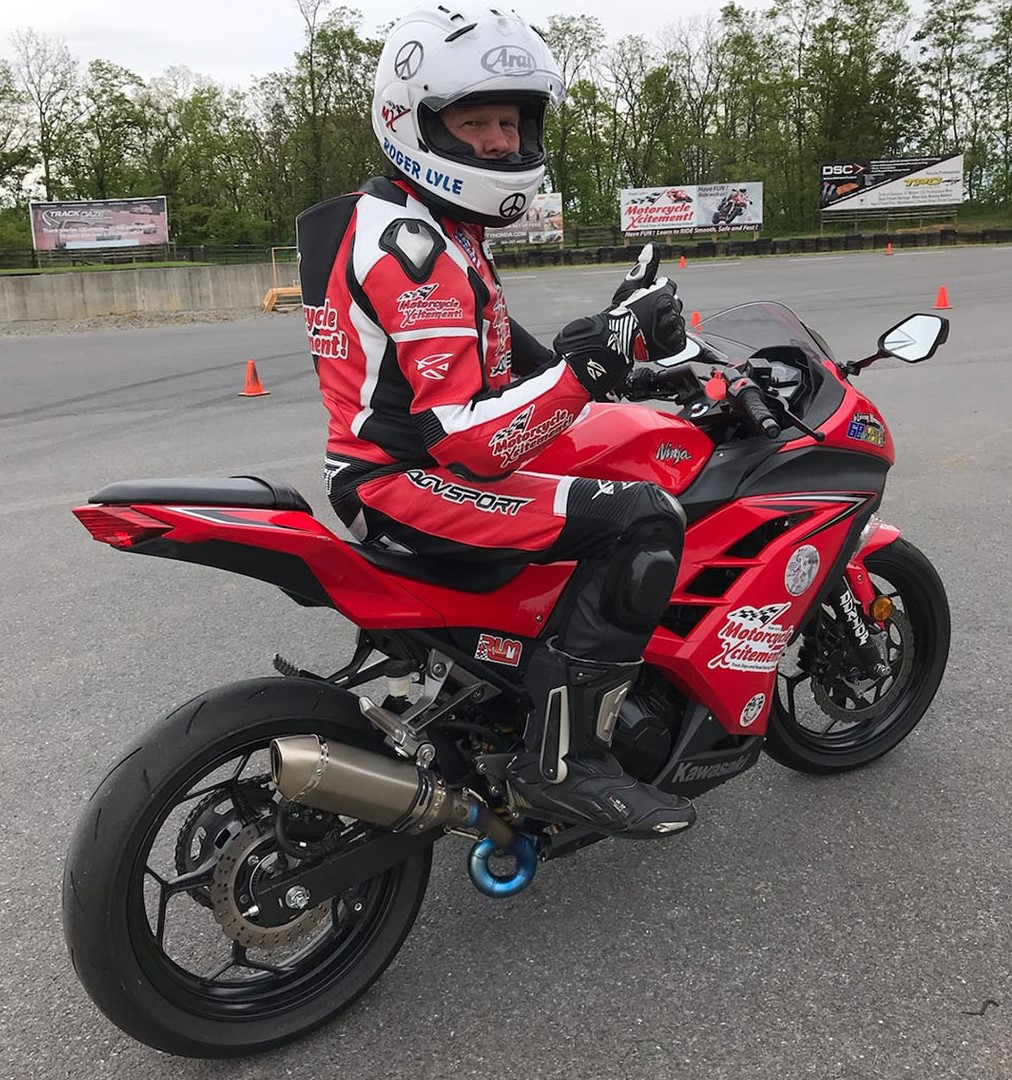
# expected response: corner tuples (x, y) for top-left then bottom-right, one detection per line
(296, 177), (683, 658)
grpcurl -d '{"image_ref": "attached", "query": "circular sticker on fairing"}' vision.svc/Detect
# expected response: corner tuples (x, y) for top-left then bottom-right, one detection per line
(740, 692), (765, 727)
(785, 544), (821, 596)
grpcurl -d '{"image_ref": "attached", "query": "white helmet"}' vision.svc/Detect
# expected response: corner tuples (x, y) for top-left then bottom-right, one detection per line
(372, 4), (564, 227)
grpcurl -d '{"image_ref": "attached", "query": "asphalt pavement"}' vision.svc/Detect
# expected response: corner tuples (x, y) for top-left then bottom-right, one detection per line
(2, 246), (1011, 1080)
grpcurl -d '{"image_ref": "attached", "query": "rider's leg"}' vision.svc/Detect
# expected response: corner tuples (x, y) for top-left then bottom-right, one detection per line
(331, 466), (696, 837)
(506, 487), (696, 837)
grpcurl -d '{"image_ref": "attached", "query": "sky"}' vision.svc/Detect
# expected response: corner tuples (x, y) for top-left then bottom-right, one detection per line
(0, 0), (730, 89)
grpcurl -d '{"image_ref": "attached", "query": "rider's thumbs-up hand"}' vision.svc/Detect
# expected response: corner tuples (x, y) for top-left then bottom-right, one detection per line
(612, 243), (661, 306)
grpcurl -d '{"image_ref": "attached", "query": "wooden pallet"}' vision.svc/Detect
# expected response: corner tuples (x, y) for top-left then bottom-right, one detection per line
(262, 285), (302, 312)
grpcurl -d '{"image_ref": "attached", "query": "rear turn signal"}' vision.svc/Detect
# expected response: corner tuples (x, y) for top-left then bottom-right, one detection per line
(72, 506), (171, 548)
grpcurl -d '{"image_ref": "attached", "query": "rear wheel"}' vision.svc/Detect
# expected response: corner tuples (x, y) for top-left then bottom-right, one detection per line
(63, 678), (432, 1058)
(766, 538), (949, 774)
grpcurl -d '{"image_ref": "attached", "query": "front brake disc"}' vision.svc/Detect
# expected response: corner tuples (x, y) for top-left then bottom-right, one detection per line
(813, 609), (914, 724)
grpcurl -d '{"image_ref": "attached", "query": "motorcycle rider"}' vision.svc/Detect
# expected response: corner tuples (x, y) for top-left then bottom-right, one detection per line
(296, 3), (696, 838)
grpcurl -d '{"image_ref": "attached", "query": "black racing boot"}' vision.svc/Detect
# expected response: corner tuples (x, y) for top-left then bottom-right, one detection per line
(506, 645), (696, 838)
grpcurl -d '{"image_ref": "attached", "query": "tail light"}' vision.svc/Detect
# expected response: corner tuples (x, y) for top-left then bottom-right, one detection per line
(72, 505), (171, 548)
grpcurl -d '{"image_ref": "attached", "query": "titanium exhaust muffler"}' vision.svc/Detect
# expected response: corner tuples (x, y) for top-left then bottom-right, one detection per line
(270, 735), (537, 897)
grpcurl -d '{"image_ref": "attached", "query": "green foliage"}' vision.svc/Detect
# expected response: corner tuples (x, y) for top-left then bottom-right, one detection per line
(0, 203), (31, 246)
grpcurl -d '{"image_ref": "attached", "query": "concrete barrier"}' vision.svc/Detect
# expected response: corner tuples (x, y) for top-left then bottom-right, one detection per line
(0, 262), (283, 323)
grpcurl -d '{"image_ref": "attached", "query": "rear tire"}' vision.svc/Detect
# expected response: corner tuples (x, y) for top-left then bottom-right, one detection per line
(63, 678), (432, 1057)
(765, 538), (949, 774)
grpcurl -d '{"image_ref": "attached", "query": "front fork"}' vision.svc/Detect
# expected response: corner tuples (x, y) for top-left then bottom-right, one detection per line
(838, 517), (902, 677)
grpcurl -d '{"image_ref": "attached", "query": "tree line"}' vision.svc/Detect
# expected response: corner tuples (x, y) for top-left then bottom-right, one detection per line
(0, 0), (1009, 249)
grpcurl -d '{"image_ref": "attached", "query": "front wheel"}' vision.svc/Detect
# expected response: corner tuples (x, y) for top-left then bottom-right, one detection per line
(766, 538), (949, 774)
(63, 678), (432, 1058)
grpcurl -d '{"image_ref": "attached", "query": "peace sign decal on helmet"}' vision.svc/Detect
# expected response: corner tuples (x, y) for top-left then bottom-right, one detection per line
(371, 3), (564, 227)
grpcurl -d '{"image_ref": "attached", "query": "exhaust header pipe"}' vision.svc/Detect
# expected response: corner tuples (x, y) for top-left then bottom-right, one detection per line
(270, 735), (537, 897)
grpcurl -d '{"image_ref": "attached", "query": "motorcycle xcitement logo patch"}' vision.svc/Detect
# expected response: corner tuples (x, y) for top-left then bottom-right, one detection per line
(396, 284), (464, 327)
(707, 602), (795, 672)
(489, 405), (575, 467)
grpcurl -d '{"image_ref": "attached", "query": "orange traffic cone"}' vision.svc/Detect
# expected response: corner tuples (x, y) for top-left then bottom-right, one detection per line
(690, 310), (702, 328)
(885, 242), (893, 255)
(679, 254), (687, 269)
(933, 285), (951, 310)
(238, 360), (270, 397)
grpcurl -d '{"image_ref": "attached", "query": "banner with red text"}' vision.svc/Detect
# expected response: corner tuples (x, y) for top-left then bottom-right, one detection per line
(620, 183), (763, 236)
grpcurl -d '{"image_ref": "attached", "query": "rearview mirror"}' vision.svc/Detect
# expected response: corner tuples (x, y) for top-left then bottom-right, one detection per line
(878, 314), (949, 363)
(656, 336), (702, 367)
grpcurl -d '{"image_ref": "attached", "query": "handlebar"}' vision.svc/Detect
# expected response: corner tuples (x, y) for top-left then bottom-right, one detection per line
(621, 364), (783, 440)
(726, 375), (781, 438)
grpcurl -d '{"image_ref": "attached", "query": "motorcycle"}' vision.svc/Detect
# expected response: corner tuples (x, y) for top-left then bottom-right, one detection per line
(712, 188), (751, 225)
(63, 301), (951, 1057)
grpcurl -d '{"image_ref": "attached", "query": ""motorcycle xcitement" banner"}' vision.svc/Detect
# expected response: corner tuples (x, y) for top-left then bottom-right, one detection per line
(619, 183), (764, 236)
(819, 156), (963, 212)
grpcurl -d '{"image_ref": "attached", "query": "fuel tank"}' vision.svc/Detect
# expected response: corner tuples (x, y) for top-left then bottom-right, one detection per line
(527, 402), (714, 495)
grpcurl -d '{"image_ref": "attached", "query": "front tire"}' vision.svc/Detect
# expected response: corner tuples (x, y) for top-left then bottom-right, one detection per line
(63, 678), (432, 1058)
(765, 538), (949, 774)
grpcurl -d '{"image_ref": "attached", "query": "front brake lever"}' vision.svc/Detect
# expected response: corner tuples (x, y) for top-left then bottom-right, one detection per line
(767, 397), (826, 442)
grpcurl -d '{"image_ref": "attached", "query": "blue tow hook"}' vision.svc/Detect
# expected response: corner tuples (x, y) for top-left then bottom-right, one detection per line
(467, 833), (539, 898)
(459, 796), (538, 898)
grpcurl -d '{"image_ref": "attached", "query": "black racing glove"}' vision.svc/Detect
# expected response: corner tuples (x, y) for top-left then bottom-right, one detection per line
(554, 313), (632, 400)
(610, 278), (686, 362)
(611, 243), (662, 306)
(609, 243), (686, 362)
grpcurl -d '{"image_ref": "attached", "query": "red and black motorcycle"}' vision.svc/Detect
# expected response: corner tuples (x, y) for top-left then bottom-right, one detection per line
(712, 187), (752, 225)
(63, 302), (950, 1057)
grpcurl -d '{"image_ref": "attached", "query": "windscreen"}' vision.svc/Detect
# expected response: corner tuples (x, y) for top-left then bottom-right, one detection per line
(694, 302), (834, 365)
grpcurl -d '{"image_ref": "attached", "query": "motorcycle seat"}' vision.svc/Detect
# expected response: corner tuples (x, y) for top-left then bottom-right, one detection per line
(353, 543), (526, 593)
(89, 475), (313, 514)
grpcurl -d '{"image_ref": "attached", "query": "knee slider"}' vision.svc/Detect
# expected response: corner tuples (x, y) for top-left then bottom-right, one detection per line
(602, 545), (678, 632)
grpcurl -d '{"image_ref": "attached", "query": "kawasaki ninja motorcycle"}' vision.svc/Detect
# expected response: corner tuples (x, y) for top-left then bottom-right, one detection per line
(63, 301), (950, 1057)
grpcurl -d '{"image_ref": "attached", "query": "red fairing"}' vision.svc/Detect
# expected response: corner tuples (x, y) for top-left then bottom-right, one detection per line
(644, 491), (879, 735)
(527, 403), (714, 493)
(846, 519), (903, 614)
(780, 362), (895, 464)
(106, 503), (573, 634)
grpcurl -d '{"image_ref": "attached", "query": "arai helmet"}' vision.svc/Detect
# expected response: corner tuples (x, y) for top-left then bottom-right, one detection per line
(372, 4), (564, 227)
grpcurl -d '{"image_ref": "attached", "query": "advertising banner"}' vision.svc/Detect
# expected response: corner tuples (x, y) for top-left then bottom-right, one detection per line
(29, 196), (169, 251)
(819, 156), (963, 212)
(488, 192), (563, 245)
(620, 183), (763, 235)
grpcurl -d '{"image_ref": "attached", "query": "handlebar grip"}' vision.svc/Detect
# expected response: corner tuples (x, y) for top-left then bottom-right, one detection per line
(733, 382), (782, 439)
